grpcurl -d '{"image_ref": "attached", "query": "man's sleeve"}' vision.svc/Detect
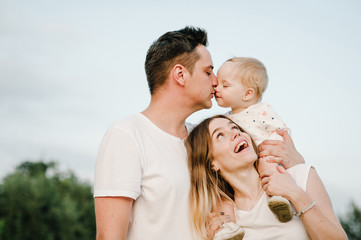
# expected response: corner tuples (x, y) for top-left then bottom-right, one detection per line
(93, 127), (141, 200)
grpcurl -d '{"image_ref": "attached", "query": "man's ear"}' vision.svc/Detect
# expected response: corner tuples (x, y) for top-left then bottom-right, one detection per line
(172, 64), (186, 86)
(243, 88), (255, 101)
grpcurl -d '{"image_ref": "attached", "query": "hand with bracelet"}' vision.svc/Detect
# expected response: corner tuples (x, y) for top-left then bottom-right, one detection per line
(261, 164), (347, 240)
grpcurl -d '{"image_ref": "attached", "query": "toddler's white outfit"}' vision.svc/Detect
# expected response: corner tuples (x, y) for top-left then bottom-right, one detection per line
(228, 102), (289, 146)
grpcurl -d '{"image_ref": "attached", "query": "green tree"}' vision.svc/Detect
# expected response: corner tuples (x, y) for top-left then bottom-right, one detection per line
(0, 161), (95, 240)
(340, 201), (361, 240)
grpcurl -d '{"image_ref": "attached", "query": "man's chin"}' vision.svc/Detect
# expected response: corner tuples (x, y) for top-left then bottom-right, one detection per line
(204, 101), (213, 109)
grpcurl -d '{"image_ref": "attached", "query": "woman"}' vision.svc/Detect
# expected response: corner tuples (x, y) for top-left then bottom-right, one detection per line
(186, 115), (346, 240)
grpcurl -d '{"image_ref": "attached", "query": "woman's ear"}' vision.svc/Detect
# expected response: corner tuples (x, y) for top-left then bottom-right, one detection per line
(243, 88), (255, 101)
(172, 64), (186, 86)
(211, 160), (220, 172)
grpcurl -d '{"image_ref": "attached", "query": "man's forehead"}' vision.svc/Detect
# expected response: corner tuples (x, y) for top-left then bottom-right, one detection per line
(195, 45), (213, 67)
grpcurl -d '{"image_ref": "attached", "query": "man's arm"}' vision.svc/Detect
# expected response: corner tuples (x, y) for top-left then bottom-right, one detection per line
(258, 129), (305, 169)
(95, 196), (133, 240)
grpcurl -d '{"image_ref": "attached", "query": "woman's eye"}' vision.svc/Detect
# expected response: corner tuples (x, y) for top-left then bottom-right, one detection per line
(231, 125), (239, 130)
(216, 133), (224, 139)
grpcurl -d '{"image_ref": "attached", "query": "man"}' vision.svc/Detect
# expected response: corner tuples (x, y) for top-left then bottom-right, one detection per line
(94, 26), (217, 240)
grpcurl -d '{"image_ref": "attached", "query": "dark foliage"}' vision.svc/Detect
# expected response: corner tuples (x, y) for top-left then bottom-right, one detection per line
(0, 161), (95, 240)
(340, 201), (361, 240)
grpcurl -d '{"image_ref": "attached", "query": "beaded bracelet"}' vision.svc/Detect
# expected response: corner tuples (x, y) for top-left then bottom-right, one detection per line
(295, 201), (316, 217)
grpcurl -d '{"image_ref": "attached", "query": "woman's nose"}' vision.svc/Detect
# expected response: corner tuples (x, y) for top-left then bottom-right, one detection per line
(232, 131), (240, 140)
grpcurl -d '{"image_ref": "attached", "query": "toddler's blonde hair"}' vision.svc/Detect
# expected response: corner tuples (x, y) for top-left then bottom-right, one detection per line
(227, 57), (268, 100)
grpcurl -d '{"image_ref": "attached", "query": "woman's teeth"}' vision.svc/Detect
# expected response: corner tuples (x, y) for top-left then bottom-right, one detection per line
(235, 141), (248, 153)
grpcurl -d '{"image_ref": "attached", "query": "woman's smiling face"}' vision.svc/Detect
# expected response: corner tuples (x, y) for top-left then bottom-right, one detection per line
(209, 117), (258, 173)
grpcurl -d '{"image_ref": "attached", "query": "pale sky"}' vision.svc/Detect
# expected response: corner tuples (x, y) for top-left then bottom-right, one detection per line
(1, 0), (361, 215)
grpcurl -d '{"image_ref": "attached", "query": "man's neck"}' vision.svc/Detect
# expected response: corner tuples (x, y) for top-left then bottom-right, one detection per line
(142, 96), (194, 139)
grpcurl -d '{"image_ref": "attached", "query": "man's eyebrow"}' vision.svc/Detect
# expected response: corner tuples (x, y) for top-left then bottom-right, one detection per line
(205, 65), (214, 70)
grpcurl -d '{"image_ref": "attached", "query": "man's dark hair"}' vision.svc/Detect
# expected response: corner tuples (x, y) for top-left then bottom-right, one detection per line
(145, 26), (208, 94)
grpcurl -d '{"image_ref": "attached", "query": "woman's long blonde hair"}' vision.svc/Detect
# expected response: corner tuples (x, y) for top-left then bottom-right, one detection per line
(186, 115), (254, 239)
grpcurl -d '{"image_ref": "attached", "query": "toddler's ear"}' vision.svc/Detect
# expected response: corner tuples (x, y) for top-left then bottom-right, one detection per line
(243, 88), (255, 101)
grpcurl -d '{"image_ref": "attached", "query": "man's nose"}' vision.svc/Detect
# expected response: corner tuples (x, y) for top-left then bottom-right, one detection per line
(212, 74), (218, 87)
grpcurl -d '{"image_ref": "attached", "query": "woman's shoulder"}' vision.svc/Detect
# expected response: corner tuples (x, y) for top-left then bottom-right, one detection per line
(287, 164), (312, 191)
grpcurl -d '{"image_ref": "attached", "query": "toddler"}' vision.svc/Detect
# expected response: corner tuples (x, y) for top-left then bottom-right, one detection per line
(215, 57), (293, 226)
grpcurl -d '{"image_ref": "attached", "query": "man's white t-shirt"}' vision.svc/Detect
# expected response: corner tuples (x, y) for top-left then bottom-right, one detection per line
(94, 113), (192, 239)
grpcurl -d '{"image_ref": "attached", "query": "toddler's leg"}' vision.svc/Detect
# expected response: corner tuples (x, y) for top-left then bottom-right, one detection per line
(258, 157), (293, 223)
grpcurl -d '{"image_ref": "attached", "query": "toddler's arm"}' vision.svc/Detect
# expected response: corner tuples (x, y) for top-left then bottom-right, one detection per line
(259, 102), (290, 141)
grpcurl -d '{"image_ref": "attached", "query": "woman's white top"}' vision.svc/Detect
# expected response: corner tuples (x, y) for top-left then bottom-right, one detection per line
(235, 164), (311, 240)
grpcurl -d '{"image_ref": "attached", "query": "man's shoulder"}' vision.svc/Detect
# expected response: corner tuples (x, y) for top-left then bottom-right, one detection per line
(103, 113), (150, 138)
(110, 113), (144, 129)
